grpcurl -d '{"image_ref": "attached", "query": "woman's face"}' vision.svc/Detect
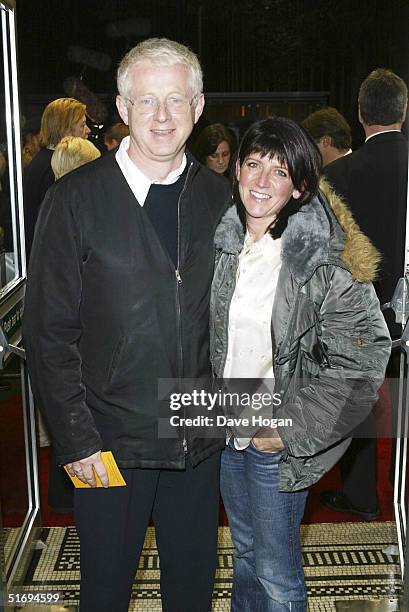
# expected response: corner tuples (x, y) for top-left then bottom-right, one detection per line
(206, 140), (231, 174)
(71, 114), (91, 139)
(237, 152), (301, 226)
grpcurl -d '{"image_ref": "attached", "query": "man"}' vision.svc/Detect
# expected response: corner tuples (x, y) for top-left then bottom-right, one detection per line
(302, 106), (352, 167)
(23, 38), (230, 612)
(321, 68), (408, 520)
(103, 121), (129, 151)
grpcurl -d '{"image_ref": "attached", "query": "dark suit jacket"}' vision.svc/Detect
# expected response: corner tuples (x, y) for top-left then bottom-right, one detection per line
(23, 147), (54, 261)
(324, 131), (408, 336)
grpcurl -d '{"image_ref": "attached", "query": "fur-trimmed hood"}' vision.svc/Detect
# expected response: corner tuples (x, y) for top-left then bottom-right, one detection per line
(214, 179), (380, 284)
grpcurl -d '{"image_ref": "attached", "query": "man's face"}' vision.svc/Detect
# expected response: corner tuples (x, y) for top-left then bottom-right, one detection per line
(316, 136), (335, 167)
(116, 62), (204, 173)
(104, 136), (118, 151)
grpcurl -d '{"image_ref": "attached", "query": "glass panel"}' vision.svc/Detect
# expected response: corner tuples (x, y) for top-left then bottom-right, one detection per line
(0, 3), (23, 294)
(0, 4), (37, 585)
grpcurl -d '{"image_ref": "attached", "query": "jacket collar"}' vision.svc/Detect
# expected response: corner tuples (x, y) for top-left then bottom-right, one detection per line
(214, 180), (380, 285)
(185, 149), (203, 180)
(364, 130), (406, 147)
(281, 191), (340, 284)
(214, 205), (244, 255)
(214, 195), (336, 284)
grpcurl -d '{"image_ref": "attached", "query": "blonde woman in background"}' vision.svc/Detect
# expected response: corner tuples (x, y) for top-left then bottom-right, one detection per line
(51, 136), (100, 180)
(24, 97), (90, 259)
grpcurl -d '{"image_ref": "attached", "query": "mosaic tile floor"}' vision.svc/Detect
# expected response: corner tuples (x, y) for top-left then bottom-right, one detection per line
(4, 522), (402, 611)
(3, 526), (20, 563)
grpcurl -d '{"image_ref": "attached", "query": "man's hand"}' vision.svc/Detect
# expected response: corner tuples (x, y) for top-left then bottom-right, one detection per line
(65, 450), (109, 488)
(251, 427), (285, 453)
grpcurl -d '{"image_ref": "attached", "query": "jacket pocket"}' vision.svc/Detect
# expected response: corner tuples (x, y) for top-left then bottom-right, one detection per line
(301, 351), (321, 377)
(104, 335), (126, 390)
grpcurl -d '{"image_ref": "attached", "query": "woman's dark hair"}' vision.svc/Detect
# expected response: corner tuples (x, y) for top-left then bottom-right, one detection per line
(233, 116), (321, 237)
(193, 123), (237, 175)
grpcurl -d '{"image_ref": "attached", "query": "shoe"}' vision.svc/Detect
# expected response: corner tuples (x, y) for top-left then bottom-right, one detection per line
(319, 490), (380, 521)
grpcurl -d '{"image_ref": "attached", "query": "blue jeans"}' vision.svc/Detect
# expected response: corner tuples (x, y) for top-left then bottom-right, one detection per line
(221, 440), (308, 611)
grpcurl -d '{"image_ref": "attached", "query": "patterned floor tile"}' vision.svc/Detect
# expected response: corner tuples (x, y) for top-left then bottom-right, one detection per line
(10, 522), (401, 611)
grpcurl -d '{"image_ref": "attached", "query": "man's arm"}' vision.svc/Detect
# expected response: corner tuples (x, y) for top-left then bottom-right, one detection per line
(22, 180), (105, 481)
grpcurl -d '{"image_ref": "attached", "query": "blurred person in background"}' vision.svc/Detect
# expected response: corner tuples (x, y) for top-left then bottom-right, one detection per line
(51, 136), (101, 179)
(302, 106), (352, 167)
(23, 97), (90, 259)
(321, 68), (408, 521)
(103, 121), (129, 151)
(21, 130), (40, 168)
(193, 122), (237, 177)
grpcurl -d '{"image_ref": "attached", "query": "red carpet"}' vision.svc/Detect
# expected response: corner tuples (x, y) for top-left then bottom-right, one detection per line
(2, 375), (393, 528)
(0, 386), (29, 528)
(38, 439), (393, 528)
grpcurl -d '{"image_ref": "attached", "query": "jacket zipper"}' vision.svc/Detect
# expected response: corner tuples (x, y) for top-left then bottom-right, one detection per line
(175, 162), (193, 454)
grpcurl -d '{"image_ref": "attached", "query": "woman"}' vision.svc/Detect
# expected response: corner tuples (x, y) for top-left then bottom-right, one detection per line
(51, 135), (100, 180)
(24, 97), (91, 259)
(210, 117), (391, 611)
(194, 123), (236, 176)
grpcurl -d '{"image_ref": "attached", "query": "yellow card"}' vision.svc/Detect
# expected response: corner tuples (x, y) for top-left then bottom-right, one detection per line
(64, 451), (126, 488)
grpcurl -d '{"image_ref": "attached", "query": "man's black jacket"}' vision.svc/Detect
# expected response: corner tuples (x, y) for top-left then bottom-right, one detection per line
(23, 151), (230, 468)
(324, 131), (408, 337)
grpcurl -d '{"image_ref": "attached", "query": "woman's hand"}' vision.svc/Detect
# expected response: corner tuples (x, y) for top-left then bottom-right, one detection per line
(251, 427), (285, 452)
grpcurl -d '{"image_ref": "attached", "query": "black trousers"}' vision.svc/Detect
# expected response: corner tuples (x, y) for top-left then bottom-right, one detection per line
(340, 351), (400, 510)
(340, 433), (378, 509)
(74, 451), (221, 612)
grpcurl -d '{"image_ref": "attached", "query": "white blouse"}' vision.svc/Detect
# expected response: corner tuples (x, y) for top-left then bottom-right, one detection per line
(223, 230), (282, 449)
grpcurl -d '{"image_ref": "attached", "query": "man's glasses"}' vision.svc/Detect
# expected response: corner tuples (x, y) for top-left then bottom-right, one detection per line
(127, 94), (198, 116)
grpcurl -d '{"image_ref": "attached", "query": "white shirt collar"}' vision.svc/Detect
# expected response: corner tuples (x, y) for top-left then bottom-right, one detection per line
(115, 136), (187, 206)
(365, 129), (401, 143)
(243, 230), (281, 265)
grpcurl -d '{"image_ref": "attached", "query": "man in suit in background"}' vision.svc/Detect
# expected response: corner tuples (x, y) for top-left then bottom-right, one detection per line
(321, 68), (408, 520)
(302, 106), (352, 167)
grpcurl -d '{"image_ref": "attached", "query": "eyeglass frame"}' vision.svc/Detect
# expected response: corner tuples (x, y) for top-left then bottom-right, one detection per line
(126, 93), (200, 116)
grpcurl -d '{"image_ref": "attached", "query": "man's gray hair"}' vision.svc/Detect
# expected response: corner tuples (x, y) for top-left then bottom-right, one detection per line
(117, 38), (203, 100)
